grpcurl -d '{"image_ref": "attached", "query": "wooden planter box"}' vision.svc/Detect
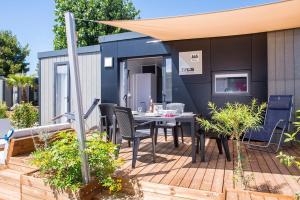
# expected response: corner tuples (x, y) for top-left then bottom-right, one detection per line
(20, 170), (101, 200)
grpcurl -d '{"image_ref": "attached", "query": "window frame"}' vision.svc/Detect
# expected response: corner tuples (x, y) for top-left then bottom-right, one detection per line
(212, 71), (251, 96)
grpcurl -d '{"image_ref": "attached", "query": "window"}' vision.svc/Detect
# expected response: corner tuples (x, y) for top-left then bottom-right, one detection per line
(163, 58), (172, 102)
(213, 72), (249, 95)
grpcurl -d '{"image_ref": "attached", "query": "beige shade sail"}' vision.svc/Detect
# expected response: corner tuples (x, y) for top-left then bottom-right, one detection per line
(98, 0), (300, 41)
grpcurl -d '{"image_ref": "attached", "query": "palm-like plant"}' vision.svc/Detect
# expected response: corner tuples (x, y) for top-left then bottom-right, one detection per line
(197, 99), (266, 188)
(6, 73), (35, 102)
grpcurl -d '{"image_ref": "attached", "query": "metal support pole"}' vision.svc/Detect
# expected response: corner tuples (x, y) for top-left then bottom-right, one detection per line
(65, 12), (90, 184)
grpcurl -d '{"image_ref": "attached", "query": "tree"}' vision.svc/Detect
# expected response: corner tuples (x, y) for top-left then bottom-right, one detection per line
(53, 0), (140, 50)
(7, 73), (35, 102)
(197, 100), (266, 189)
(0, 30), (30, 77)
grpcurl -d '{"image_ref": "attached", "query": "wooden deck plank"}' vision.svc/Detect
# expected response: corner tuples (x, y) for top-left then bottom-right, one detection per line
(150, 142), (190, 184)
(200, 141), (219, 191)
(267, 148), (300, 194)
(261, 149), (294, 195)
(211, 141), (226, 193)
(120, 137), (164, 171)
(223, 140), (235, 192)
(159, 145), (192, 185)
(127, 138), (169, 176)
(119, 136), (164, 163)
(138, 138), (178, 181)
(281, 147), (300, 176)
(249, 145), (279, 193)
(145, 142), (189, 183)
(179, 139), (211, 189)
(189, 139), (215, 190)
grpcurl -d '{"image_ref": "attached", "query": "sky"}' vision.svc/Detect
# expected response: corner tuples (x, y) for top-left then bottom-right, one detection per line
(0, 0), (278, 75)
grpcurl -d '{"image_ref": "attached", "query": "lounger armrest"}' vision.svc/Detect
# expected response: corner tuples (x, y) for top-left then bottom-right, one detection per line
(273, 119), (287, 132)
(275, 119), (286, 127)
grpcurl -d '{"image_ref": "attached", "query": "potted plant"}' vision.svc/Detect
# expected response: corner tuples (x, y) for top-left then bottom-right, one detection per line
(197, 99), (266, 189)
(26, 130), (123, 199)
(277, 110), (300, 199)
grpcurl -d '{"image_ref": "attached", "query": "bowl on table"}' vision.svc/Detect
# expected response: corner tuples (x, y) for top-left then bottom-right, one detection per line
(161, 110), (177, 115)
(144, 112), (161, 117)
(181, 112), (194, 116)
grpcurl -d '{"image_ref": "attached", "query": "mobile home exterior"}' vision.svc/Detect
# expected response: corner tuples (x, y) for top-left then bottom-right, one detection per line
(38, 45), (101, 128)
(38, 1), (300, 128)
(38, 28), (300, 128)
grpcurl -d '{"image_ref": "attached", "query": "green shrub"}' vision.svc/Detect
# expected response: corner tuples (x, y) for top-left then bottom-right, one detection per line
(31, 130), (123, 192)
(277, 110), (300, 171)
(10, 102), (38, 128)
(276, 110), (300, 198)
(197, 99), (266, 189)
(0, 102), (8, 118)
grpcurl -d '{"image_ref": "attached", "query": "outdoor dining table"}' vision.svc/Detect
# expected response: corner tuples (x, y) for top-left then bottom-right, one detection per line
(112, 112), (205, 163)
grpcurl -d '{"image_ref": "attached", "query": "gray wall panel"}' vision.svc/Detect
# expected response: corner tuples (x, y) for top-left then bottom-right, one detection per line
(40, 52), (101, 128)
(268, 32), (276, 95)
(268, 28), (300, 114)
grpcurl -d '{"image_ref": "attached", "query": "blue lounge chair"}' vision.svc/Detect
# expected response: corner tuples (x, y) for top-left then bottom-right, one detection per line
(0, 119), (14, 164)
(242, 95), (293, 152)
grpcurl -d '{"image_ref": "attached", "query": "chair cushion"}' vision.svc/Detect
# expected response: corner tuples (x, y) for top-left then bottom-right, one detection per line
(244, 127), (272, 142)
(134, 129), (151, 139)
(268, 98), (291, 110)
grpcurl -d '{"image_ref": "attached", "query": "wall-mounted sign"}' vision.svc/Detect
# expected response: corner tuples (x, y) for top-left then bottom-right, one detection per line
(179, 51), (202, 75)
(104, 57), (113, 68)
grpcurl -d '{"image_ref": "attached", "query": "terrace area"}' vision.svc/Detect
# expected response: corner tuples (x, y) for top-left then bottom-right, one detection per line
(0, 132), (299, 200)
(117, 136), (300, 199)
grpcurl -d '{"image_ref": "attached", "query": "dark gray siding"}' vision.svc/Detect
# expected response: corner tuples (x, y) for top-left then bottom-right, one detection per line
(167, 33), (268, 115)
(100, 37), (169, 104)
(100, 33), (268, 115)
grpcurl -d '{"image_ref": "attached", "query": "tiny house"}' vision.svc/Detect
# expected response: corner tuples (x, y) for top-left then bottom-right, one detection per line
(38, 1), (300, 128)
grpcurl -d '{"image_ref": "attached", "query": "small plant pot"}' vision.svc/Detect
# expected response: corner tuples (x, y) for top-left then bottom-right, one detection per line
(20, 170), (101, 200)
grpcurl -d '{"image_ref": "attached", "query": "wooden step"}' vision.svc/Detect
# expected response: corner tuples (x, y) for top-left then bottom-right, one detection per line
(0, 168), (22, 187)
(0, 168), (22, 200)
(225, 189), (295, 200)
(7, 163), (37, 174)
(121, 180), (223, 200)
(7, 154), (37, 174)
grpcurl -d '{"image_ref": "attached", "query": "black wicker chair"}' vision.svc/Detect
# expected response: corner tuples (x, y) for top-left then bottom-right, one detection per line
(99, 103), (116, 141)
(114, 106), (156, 168)
(195, 115), (231, 162)
(196, 130), (231, 161)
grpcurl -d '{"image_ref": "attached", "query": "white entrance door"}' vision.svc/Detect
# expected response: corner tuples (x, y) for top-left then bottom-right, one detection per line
(55, 64), (70, 123)
(119, 61), (128, 107)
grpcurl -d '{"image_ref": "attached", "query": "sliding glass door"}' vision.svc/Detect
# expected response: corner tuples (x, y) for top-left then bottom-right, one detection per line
(162, 57), (172, 103)
(55, 64), (70, 123)
(119, 60), (128, 107)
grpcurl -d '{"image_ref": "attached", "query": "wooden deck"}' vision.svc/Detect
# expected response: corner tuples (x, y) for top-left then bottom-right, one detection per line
(0, 134), (298, 199)
(118, 135), (300, 196)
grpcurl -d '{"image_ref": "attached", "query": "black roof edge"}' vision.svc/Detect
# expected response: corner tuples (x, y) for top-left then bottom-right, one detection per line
(98, 32), (148, 43)
(38, 44), (100, 59)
